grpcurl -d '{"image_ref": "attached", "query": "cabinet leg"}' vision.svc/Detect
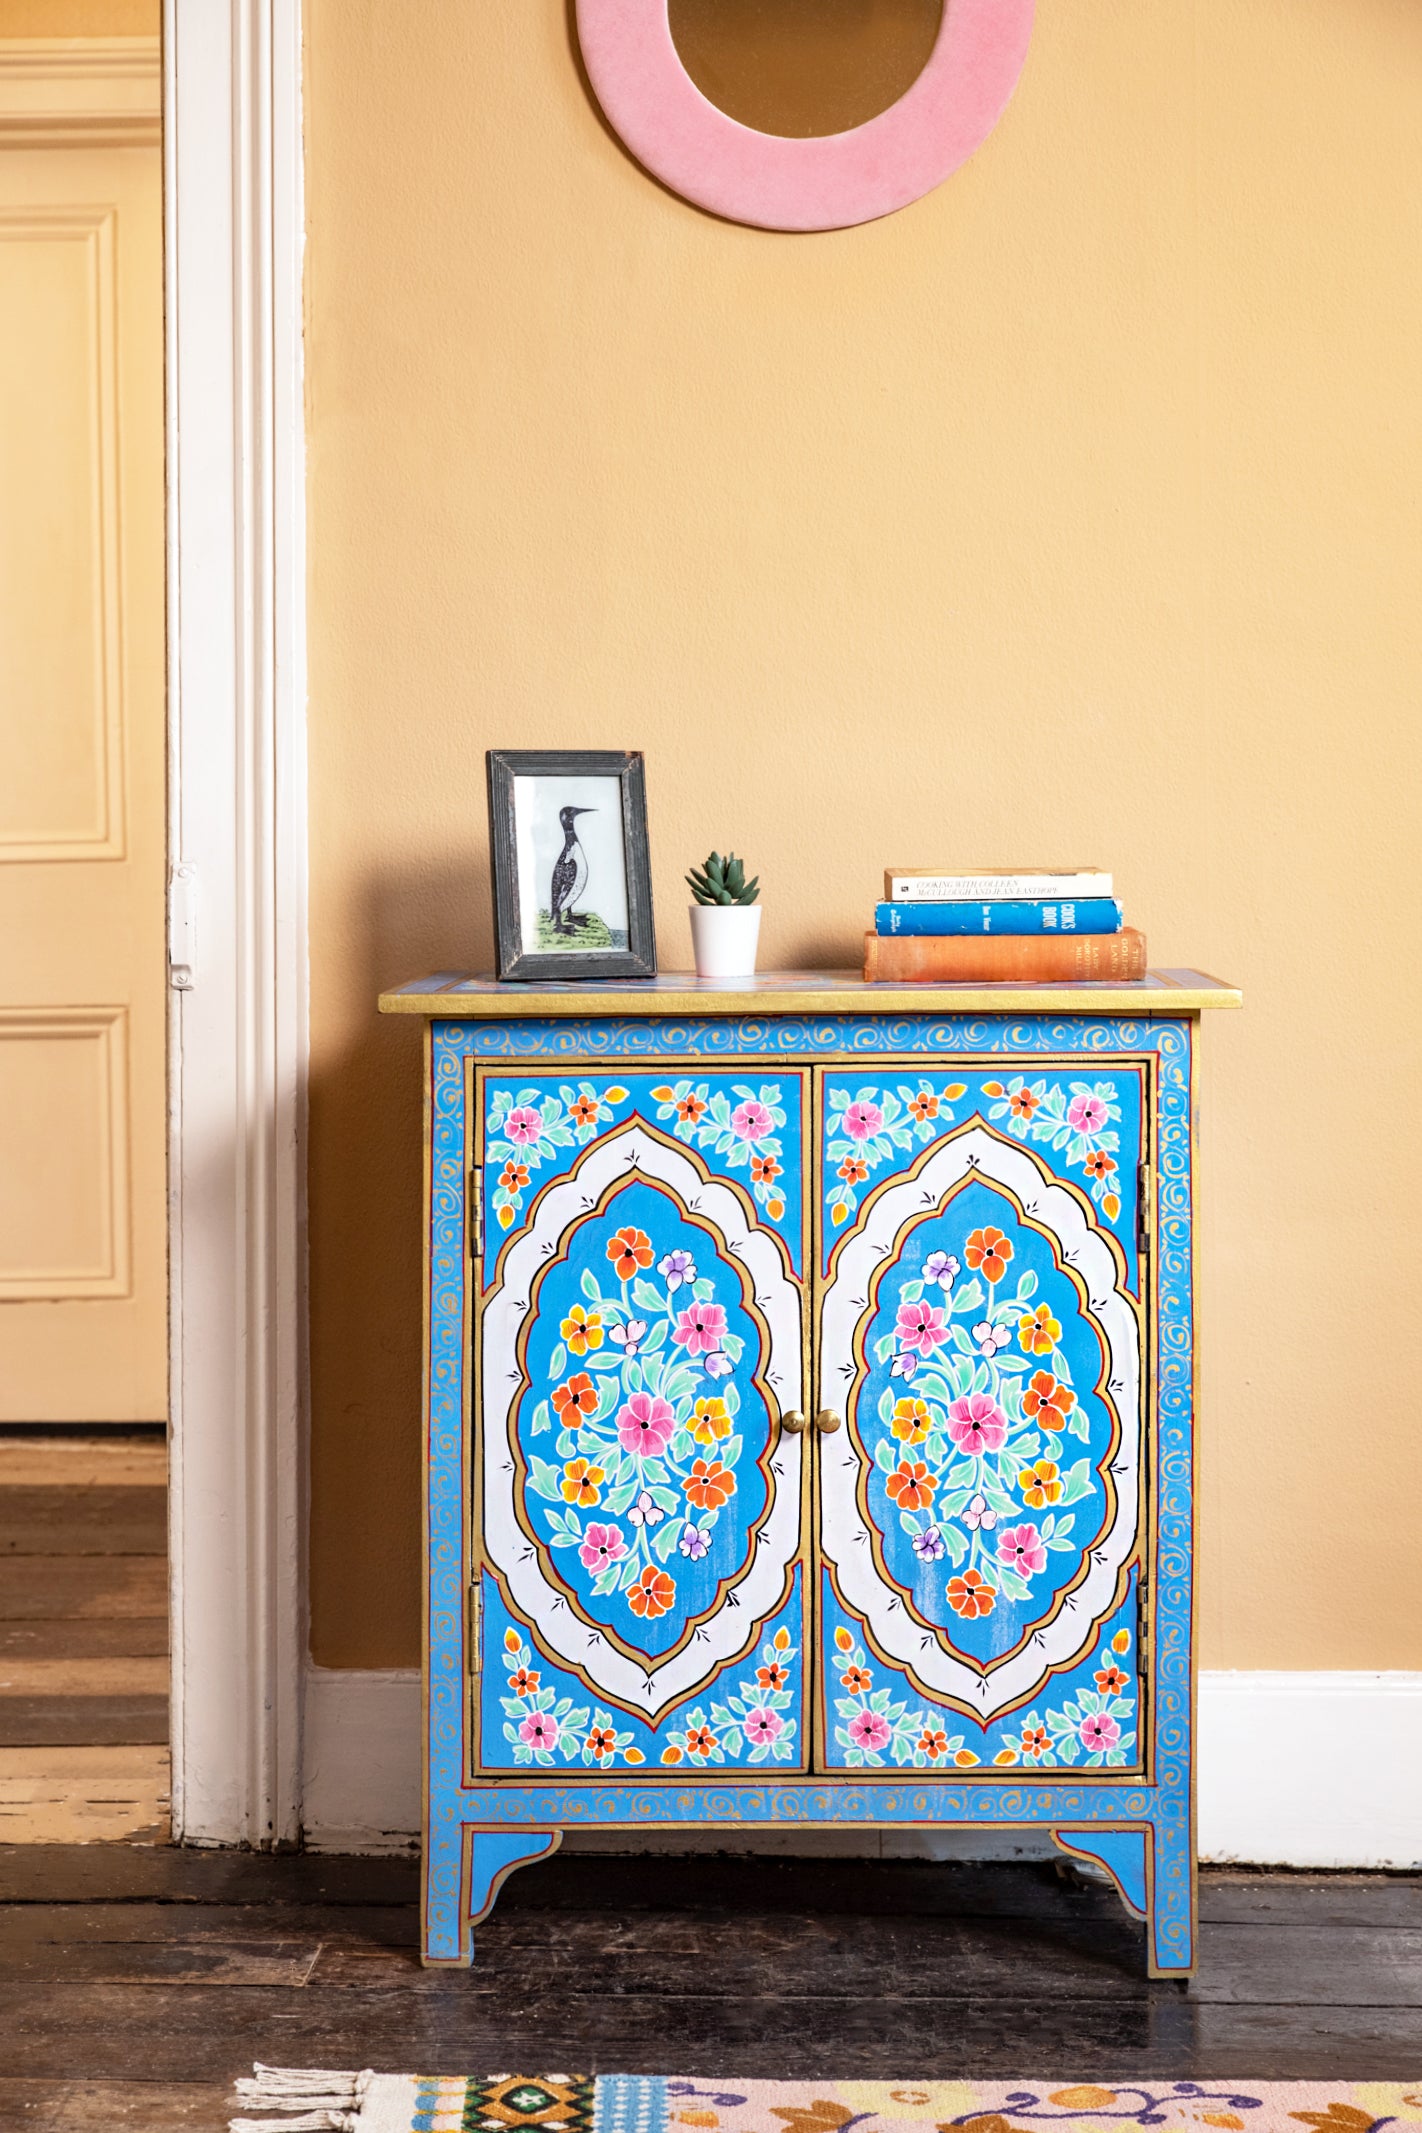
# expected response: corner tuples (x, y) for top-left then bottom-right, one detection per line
(422, 1826), (562, 1965)
(1051, 1826), (1194, 1977)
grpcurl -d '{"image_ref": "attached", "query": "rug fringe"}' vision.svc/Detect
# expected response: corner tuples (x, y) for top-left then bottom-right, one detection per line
(229, 2064), (371, 2131)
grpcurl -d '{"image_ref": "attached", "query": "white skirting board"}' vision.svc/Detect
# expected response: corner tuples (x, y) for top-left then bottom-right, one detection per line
(301, 1668), (1422, 1868)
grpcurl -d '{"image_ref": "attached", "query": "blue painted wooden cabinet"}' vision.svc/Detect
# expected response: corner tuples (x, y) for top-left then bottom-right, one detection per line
(379, 968), (1240, 1976)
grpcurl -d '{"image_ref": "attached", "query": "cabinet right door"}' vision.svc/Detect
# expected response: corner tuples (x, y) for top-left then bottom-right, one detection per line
(815, 1062), (1149, 1773)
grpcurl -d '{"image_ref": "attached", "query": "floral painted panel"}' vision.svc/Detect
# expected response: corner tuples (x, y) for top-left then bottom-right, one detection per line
(819, 1571), (1141, 1771)
(476, 1569), (806, 1772)
(479, 1081), (806, 1736)
(822, 1066), (1141, 1279)
(481, 1067), (807, 1283)
(817, 1071), (1145, 1729)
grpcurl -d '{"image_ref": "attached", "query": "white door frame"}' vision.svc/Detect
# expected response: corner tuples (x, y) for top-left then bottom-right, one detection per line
(165, 0), (308, 1846)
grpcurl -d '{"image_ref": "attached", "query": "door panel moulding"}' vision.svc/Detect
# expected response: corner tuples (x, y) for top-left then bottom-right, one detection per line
(0, 39), (160, 149)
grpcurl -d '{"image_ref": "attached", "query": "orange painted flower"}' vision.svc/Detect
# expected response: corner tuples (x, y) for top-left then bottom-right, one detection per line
(917, 1727), (950, 1760)
(947, 1568), (996, 1619)
(684, 1458), (736, 1510)
(1020, 1721), (1050, 1760)
(1018, 1458), (1063, 1509)
(499, 1159), (530, 1193)
(837, 1155), (868, 1186)
(561, 1457), (605, 1507)
(627, 1565), (676, 1619)
(568, 1093), (600, 1128)
(757, 1661), (790, 1691)
(552, 1372), (598, 1421)
(750, 1154), (782, 1186)
(1095, 1663), (1130, 1696)
(1009, 1086), (1041, 1122)
(676, 1091), (707, 1125)
(607, 1226), (654, 1279)
(1083, 1148), (1117, 1181)
(683, 1723), (717, 1759)
(908, 1089), (939, 1123)
(508, 1667), (540, 1697)
(660, 1744), (683, 1765)
(586, 1725), (618, 1760)
(965, 1226), (1013, 1282)
(840, 1664), (873, 1695)
(891, 1397), (933, 1445)
(885, 1460), (936, 1512)
(1022, 1370), (1075, 1429)
(561, 1304), (603, 1355)
(689, 1397), (731, 1445)
(1018, 1303), (1063, 1356)
(834, 1625), (854, 1653)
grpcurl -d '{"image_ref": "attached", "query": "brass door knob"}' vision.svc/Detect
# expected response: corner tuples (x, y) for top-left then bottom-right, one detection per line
(814, 1408), (844, 1434)
(779, 1409), (807, 1434)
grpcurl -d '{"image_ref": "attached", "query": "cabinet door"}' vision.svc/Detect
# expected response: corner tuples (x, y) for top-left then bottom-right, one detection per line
(816, 1064), (1147, 1772)
(475, 1066), (809, 1772)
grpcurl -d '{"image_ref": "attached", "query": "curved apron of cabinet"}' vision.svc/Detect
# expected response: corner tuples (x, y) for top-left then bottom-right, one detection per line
(574, 0), (1037, 233)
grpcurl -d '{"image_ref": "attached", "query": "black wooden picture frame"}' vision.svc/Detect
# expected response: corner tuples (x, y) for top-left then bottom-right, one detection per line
(486, 749), (657, 981)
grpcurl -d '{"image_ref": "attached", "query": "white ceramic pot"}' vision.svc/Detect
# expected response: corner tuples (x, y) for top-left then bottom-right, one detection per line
(689, 902), (762, 979)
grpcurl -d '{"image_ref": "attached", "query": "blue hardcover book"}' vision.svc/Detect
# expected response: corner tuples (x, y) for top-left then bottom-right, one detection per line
(875, 897), (1123, 937)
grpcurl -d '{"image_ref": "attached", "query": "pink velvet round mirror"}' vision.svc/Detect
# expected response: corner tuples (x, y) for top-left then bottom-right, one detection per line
(574, 0), (1035, 232)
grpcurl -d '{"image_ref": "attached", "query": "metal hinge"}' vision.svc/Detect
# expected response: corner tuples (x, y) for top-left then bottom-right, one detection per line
(1136, 1569), (1151, 1681)
(1136, 1159), (1152, 1254)
(467, 1580), (482, 1677)
(468, 1167), (483, 1258)
(167, 861), (197, 991)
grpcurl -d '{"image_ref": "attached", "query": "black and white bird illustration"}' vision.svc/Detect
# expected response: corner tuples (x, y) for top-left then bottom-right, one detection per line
(549, 804), (594, 934)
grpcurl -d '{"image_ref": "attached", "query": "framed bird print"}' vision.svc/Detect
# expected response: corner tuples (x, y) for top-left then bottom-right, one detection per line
(486, 749), (657, 982)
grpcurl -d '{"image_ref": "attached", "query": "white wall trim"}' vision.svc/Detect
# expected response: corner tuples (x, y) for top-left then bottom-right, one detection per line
(0, 38), (161, 147)
(166, 0), (308, 1847)
(303, 1669), (1422, 1867)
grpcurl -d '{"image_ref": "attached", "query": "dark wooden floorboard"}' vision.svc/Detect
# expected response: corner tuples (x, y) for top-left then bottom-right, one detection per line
(0, 1618), (168, 1661)
(0, 1556), (168, 1619)
(0, 2077), (232, 2131)
(0, 1488), (166, 1558)
(0, 1696), (168, 1747)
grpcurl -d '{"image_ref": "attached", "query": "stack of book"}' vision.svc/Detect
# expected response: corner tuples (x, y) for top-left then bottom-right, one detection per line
(863, 868), (1147, 983)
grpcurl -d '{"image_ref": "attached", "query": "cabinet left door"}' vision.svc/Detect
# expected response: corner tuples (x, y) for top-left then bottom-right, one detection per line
(471, 1064), (811, 1774)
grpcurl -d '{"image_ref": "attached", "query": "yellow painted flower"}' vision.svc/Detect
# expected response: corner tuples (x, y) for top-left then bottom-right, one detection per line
(1018, 1303), (1062, 1356)
(561, 1303), (603, 1355)
(503, 1628), (522, 1654)
(1018, 1457), (1063, 1508)
(773, 1626), (792, 1651)
(560, 1457), (604, 1507)
(1112, 1626), (1131, 1654)
(891, 1397), (933, 1445)
(689, 1396), (732, 1445)
(834, 1625), (854, 1652)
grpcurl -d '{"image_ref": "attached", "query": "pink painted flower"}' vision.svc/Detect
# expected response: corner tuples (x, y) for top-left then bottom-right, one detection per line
(579, 1523), (627, 1572)
(519, 1711), (560, 1752)
(1067, 1091), (1109, 1135)
(848, 1709), (891, 1752)
(947, 1393), (1008, 1455)
(730, 1099), (773, 1142)
(504, 1105), (543, 1146)
(896, 1300), (948, 1358)
(674, 1301), (727, 1356)
(617, 1392), (676, 1457)
(843, 1099), (884, 1142)
(1080, 1711), (1121, 1754)
(743, 1707), (784, 1748)
(996, 1522), (1047, 1577)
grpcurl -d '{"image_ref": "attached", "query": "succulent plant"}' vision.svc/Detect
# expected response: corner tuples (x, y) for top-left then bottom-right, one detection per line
(687, 851), (759, 907)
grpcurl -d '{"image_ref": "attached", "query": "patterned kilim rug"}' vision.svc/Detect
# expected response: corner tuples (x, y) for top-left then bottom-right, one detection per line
(230, 2071), (1422, 2133)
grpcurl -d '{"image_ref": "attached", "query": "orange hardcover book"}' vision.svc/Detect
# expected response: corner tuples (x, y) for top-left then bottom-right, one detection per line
(863, 928), (1147, 984)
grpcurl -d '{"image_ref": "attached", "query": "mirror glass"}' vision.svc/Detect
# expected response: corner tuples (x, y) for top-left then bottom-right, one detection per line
(668, 0), (945, 141)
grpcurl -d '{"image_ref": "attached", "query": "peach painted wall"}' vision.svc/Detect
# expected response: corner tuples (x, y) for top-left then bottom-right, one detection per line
(304, 2), (1422, 1669)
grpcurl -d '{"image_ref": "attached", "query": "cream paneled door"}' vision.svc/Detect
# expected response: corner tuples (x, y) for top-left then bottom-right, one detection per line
(0, 143), (165, 1421)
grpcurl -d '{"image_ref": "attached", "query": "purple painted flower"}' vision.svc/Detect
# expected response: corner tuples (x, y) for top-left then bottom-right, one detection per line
(923, 1251), (959, 1292)
(1080, 1711), (1121, 1754)
(519, 1711), (560, 1752)
(843, 1099), (884, 1143)
(997, 1522), (1047, 1577)
(743, 1707), (784, 1748)
(679, 1523), (710, 1560)
(579, 1523), (626, 1572)
(890, 1352), (918, 1381)
(947, 1393), (1008, 1455)
(1067, 1091), (1109, 1135)
(730, 1099), (773, 1142)
(617, 1392), (676, 1456)
(658, 1250), (696, 1292)
(848, 1709), (890, 1752)
(896, 1300), (948, 1357)
(703, 1350), (733, 1378)
(504, 1105), (543, 1146)
(674, 1301), (727, 1356)
(912, 1527), (946, 1563)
